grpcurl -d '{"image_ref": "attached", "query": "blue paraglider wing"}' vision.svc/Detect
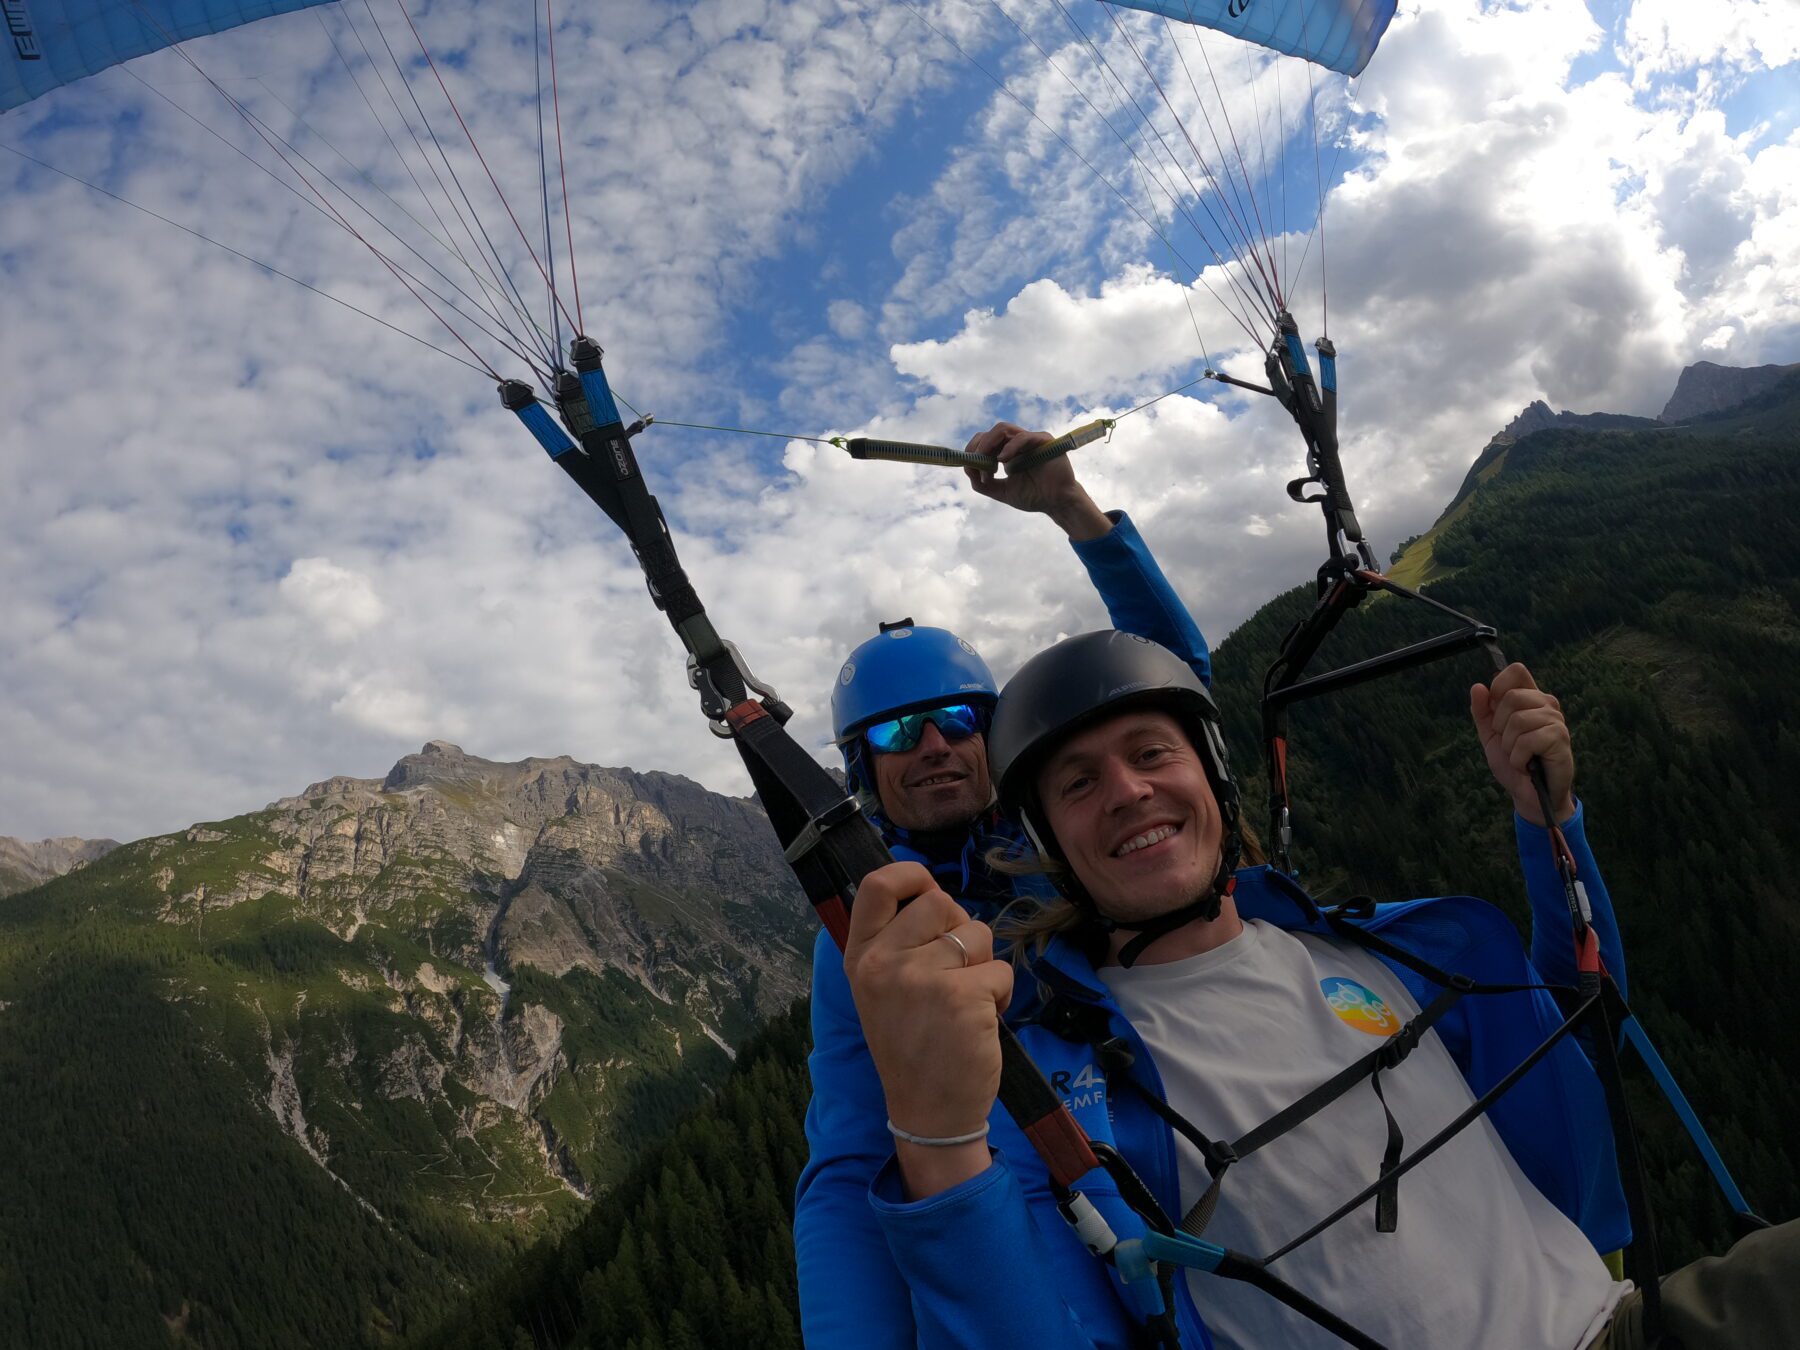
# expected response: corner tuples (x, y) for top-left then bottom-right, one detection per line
(2, 0), (338, 112)
(1106, 0), (1397, 77)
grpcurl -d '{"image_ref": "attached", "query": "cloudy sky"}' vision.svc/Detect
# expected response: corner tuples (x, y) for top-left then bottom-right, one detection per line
(2, 0), (1796, 843)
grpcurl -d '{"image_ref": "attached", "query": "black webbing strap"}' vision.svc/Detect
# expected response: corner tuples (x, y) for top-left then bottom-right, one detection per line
(1211, 1250), (1385, 1350)
(1232, 980), (1467, 1236)
(552, 396), (706, 629)
(1267, 312), (1365, 567)
(1260, 568), (1501, 878)
(720, 696), (1104, 1186)
(1367, 1070), (1403, 1233)
(1321, 907), (1558, 1002)
(1311, 912), (1593, 1240)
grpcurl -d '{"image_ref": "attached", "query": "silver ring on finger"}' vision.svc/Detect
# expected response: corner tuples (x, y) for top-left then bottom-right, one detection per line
(938, 930), (970, 968)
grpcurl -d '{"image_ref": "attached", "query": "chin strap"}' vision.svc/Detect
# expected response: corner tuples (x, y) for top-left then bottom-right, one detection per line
(1024, 802), (1244, 969)
(1107, 868), (1237, 968)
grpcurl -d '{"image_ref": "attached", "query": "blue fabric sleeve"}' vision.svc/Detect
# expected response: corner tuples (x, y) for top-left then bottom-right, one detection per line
(1514, 802), (1628, 1001)
(1506, 802), (1635, 1249)
(870, 1153), (1108, 1350)
(795, 928), (917, 1348)
(1069, 511), (1212, 688)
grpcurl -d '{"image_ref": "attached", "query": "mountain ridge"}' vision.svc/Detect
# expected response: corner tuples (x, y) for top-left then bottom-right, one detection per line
(1387, 358), (1793, 588)
(0, 834), (119, 897)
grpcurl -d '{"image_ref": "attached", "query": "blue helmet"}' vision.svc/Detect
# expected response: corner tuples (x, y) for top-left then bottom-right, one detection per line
(831, 619), (997, 795)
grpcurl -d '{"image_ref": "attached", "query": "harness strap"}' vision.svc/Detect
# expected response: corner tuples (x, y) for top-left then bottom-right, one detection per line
(1367, 1069), (1403, 1233)
(1340, 903), (1673, 1341)
(1211, 1250), (1385, 1350)
(1321, 907), (1559, 999)
(1034, 924), (1621, 1339)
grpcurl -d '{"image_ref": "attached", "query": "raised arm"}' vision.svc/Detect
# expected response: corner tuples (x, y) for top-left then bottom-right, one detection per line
(963, 423), (1211, 686)
(1472, 664), (1627, 996)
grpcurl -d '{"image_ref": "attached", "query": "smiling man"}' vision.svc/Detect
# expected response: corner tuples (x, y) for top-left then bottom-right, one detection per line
(861, 673), (995, 833)
(795, 424), (1217, 1349)
(836, 630), (1799, 1350)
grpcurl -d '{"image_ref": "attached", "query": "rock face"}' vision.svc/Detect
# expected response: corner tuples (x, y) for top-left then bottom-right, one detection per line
(0, 834), (119, 897)
(1660, 360), (1800, 423)
(238, 741), (811, 980)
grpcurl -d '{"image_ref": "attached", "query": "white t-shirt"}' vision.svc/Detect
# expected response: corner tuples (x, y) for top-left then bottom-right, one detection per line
(1098, 919), (1628, 1350)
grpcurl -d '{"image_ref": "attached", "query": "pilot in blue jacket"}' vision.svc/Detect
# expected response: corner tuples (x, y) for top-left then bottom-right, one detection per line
(795, 423), (1214, 1347)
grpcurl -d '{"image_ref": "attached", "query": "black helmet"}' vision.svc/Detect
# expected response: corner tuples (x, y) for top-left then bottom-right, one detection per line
(987, 630), (1241, 964)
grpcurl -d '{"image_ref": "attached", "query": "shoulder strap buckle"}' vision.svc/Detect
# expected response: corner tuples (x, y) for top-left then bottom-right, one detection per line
(689, 638), (788, 736)
(782, 795), (864, 867)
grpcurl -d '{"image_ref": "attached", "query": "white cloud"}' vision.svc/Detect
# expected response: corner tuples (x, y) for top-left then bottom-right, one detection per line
(891, 267), (1219, 403)
(827, 298), (870, 338)
(280, 558), (386, 641)
(1623, 0), (1800, 84)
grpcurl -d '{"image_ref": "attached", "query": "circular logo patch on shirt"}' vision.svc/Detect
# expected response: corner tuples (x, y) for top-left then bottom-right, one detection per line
(1320, 976), (1401, 1036)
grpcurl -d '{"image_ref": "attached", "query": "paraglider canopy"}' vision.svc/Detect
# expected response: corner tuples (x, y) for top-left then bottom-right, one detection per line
(3, 0), (1397, 115)
(2, 0), (339, 111)
(1107, 0), (1397, 76)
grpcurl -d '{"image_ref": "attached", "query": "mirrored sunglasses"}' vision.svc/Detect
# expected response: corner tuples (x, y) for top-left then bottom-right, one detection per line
(863, 703), (987, 755)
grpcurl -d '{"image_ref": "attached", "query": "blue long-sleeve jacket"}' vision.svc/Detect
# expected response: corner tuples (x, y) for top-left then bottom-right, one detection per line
(795, 510), (1211, 1348)
(859, 814), (1630, 1349)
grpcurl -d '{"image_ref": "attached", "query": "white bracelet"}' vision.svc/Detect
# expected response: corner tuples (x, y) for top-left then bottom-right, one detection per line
(887, 1118), (990, 1148)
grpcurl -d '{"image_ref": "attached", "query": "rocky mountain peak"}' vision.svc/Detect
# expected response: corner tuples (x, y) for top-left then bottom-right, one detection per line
(1659, 360), (1800, 423)
(382, 739), (483, 791)
(1500, 399), (1560, 439)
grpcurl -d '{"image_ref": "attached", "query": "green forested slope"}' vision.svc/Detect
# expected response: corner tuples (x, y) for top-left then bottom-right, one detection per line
(0, 857), (475, 1349)
(421, 381), (1800, 1348)
(0, 752), (809, 1350)
(410, 1005), (812, 1350)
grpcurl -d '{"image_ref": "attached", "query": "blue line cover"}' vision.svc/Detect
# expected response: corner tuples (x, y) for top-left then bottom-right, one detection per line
(510, 399), (578, 461)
